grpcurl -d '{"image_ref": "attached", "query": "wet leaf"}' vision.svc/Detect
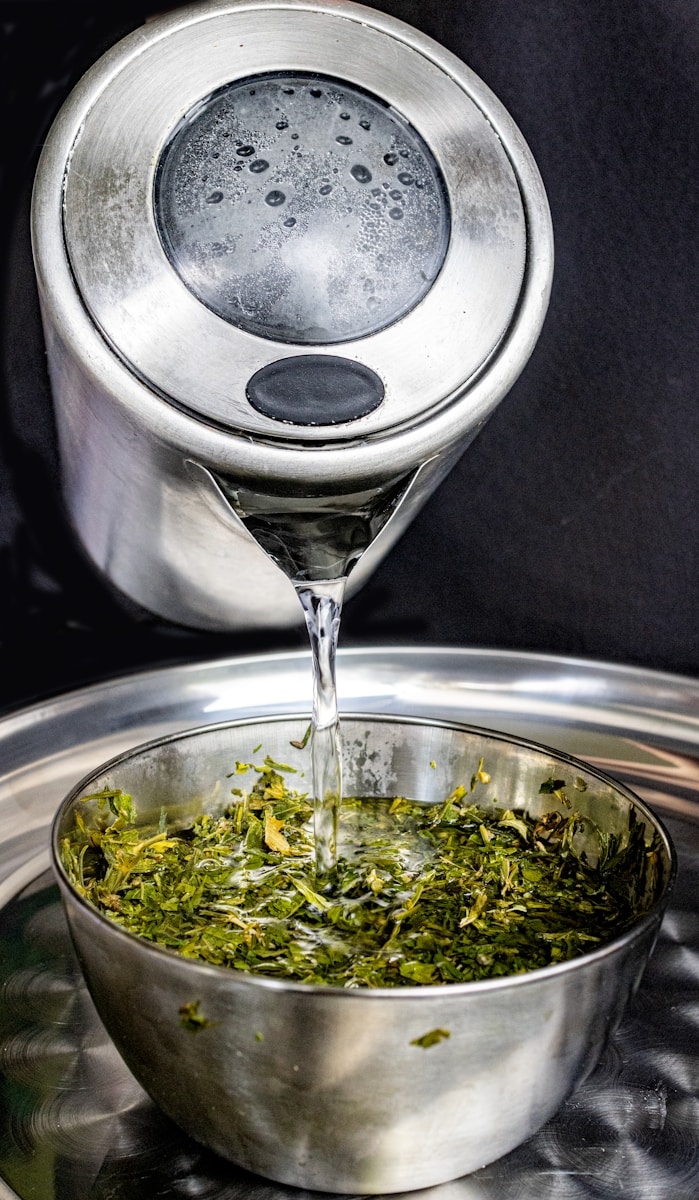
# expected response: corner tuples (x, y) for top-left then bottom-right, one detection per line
(411, 1028), (451, 1048)
(179, 1000), (217, 1032)
(264, 812), (292, 854)
(62, 767), (661, 988)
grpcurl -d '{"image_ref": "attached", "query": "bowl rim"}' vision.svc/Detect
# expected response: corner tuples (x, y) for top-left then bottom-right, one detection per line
(50, 711), (678, 998)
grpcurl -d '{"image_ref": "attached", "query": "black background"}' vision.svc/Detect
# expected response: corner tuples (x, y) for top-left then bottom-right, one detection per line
(1, 0), (698, 714)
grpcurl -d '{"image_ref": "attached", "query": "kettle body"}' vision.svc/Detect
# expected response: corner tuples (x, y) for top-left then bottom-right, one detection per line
(31, 0), (553, 631)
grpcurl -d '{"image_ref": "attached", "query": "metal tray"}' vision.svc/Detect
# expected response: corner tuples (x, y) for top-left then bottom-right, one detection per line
(1, 646), (698, 1199)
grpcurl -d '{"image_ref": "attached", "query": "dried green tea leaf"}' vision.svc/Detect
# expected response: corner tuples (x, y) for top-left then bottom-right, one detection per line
(264, 812), (292, 855)
(179, 1000), (216, 1032)
(411, 1028), (451, 1048)
(62, 764), (661, 989)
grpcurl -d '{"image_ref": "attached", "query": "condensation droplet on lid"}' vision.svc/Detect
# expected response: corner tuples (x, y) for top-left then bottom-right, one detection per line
(206, 191), (224, 204)
(310, 88), (322, 98)
(397, 172), (414, 186)
(155, 70), (449, 343)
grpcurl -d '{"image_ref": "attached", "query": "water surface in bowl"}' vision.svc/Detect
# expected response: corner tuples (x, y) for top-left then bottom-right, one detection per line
(58, 738), (665, 988)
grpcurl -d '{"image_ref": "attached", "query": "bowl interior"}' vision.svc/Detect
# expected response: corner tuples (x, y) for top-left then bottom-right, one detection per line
(53, 713), (673, 922)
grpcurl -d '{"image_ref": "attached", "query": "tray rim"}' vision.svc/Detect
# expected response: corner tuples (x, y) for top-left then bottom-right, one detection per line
(2, 646), (699, 1200)
(2, 643), (699, 727)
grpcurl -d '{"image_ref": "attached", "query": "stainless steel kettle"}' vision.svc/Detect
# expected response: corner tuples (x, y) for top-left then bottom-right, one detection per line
(31, 0), (553, 632)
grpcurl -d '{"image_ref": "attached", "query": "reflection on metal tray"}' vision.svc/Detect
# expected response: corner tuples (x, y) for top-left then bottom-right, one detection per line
(1, 646), (698, 1199)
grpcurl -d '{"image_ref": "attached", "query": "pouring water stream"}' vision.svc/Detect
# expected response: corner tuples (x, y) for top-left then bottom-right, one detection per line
(296, 580), (345, 877)
(221, 470), (418, 876)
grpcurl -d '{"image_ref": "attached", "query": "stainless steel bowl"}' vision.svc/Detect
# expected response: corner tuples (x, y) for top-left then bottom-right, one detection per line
(50, 714), (675, 1193)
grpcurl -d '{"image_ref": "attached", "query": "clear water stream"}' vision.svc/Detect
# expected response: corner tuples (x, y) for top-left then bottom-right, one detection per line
(218, 469), (416, 875)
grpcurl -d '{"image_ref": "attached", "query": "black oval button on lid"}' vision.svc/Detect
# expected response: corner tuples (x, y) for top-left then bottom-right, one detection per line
(246, 356), (385, 426)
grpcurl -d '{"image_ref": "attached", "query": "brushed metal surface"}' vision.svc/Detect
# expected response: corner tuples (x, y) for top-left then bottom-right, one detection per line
(1, 647), (699, 1197)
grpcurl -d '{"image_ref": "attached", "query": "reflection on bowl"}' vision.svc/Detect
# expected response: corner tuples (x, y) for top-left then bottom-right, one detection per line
(51, 715), (675, 1194)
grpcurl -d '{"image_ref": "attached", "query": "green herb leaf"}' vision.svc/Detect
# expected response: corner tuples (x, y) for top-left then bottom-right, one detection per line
(62, 760), (661, 989)
(178, 1000), (217, 1032)
(410, 1028), (451, 1048)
